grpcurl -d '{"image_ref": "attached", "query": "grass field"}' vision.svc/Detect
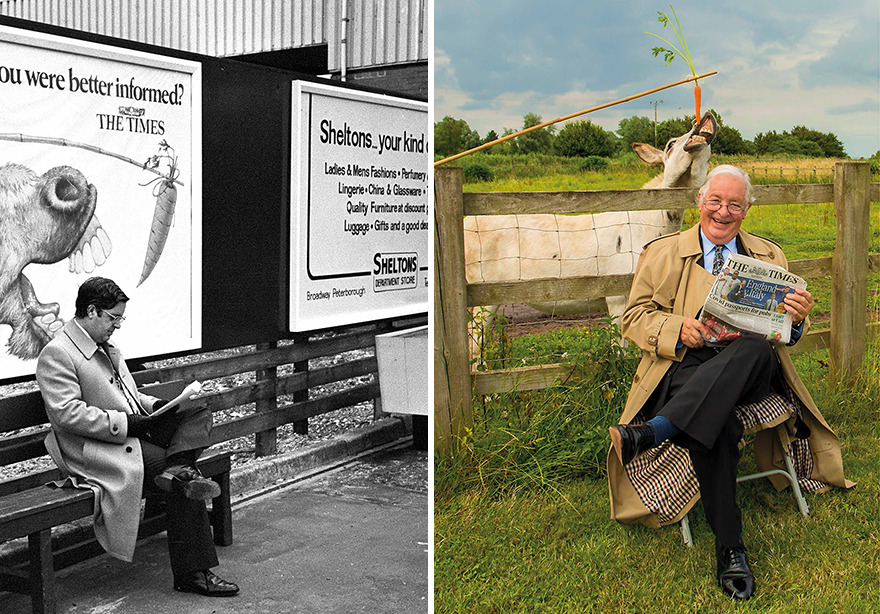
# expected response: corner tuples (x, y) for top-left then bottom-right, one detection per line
(434, 157), (880, 613)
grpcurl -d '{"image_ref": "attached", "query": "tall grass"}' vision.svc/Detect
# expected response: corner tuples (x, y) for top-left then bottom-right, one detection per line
(436, 318), (637, 500)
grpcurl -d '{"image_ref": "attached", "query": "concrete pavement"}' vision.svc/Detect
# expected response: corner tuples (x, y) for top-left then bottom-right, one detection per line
(0, 440), (428, 614)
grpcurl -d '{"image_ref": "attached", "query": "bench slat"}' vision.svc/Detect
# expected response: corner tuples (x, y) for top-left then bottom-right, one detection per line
(0, 488), (95, 541)
(0, 430), (50, 467)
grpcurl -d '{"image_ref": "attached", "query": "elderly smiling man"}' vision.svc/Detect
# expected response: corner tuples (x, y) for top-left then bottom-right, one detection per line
(608, 165), (852, 600)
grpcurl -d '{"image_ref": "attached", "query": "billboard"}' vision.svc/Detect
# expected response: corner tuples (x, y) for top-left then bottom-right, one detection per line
(289, 81), (429, 331)
(0, 25), (201, 379)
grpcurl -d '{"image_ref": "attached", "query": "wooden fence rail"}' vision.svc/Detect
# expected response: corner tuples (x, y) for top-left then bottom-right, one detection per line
(0, 314), (427, 468)
(435, 162), (878, 453)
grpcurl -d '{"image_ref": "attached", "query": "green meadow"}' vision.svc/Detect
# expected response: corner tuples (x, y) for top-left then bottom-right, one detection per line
(435, 157), (880, 613)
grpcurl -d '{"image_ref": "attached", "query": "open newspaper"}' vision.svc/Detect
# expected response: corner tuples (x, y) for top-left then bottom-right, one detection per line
(149, 380), (203, 416)
(699, 253), (807, 345)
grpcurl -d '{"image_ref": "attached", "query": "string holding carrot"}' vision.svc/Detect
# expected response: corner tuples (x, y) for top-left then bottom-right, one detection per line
(646, 4), (701, 121)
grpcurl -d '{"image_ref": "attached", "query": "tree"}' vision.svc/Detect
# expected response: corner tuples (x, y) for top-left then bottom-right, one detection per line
(492, 128), (519, 155)
(712, 125), (749, 155)
(789, 126), (846, 157)
(553, 120), (618, 158)
(656, 116), (692, 147)
(754, 127), (845, 158)
(482, 129), (499, 145)
(753, 131), (779, 155)
(433, 116), (479, 157)
(516, 113), (554, 154)
(617, 116), (655, 149)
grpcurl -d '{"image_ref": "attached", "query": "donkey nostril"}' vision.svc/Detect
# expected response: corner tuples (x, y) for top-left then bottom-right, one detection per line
(54, 178), (80, 202)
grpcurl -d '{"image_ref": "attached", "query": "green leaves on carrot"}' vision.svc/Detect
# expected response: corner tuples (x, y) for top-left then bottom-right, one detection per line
(646, 4), (702, 119)
(646, 5), (696, 78)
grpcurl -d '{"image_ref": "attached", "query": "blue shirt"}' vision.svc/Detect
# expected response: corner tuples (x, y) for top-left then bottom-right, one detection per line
(700, 229), (738, 274)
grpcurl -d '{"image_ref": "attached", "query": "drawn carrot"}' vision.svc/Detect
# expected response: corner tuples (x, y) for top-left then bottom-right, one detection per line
(646, 5), (702, 120)
(137, 141), (179, 286)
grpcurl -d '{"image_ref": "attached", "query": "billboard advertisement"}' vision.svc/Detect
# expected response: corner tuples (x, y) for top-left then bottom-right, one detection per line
(0, 25), (202, 379)
(289, 81), (429, 331)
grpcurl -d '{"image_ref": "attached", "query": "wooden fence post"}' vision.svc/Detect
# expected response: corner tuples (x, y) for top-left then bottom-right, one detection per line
(831, 161), (870, 382)
(255, 341), (278, 457)
(292, 332), (309, 435)
(434, 167), (473, 453)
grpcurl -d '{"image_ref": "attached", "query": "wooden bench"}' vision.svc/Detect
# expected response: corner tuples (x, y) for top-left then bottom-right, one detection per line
(0, 380), (233, 614)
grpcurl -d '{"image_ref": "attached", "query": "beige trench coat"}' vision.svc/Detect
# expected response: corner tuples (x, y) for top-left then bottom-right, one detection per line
(608, 224), (855, 527)
(36, 321), (159, 561)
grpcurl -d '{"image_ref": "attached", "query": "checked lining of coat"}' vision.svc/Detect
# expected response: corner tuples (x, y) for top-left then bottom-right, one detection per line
(624, 391), (826, 524)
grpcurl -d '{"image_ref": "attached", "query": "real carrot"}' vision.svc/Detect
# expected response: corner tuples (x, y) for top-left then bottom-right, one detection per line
(694, 83), (701, 121)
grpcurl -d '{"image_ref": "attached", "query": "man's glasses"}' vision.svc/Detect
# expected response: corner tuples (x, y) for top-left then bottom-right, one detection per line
(98, 310), (126, 324)
(702, 199), (745, 215)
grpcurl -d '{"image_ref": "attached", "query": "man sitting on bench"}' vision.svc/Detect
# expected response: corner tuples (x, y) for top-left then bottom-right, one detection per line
(36, 277), (239, 598)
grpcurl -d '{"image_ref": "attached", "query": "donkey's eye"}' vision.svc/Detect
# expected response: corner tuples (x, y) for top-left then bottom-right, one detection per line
(665, 139), (676, 152)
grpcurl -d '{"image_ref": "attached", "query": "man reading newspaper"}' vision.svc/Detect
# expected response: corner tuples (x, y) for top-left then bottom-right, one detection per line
(607, 165), (853, 601)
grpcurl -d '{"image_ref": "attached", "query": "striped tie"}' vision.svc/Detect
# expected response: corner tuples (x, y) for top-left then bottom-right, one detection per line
(712, 245), (725, 276)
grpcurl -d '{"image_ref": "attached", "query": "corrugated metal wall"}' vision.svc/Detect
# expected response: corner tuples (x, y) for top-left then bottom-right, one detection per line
(326, 0), (427, 70)
(0, 0), (427, 70)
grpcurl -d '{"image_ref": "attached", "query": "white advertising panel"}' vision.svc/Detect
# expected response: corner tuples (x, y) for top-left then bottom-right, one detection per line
(289, 81), (429, 331)
(0, 26), (202, 379)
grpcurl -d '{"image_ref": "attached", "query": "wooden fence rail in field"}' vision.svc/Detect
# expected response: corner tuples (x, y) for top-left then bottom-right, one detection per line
(0, 314), (427, 467)
(435, 162), (878, 452)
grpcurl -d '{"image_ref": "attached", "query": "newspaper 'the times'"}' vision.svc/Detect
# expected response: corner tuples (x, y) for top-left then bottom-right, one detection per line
(699, 253), (807, 345)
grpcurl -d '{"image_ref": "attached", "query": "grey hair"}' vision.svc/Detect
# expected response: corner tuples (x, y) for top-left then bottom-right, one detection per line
(698, 164), (754, 206)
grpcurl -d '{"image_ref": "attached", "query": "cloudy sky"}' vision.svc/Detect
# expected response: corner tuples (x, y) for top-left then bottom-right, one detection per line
(434, 0), (879, 158)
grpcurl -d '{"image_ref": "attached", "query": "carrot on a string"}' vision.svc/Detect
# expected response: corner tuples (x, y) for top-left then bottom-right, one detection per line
(646, 5), (701, 120)
(137, 140), (179, 286)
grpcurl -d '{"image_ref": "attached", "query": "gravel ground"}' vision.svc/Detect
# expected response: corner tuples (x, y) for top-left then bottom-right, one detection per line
(0, 343), (385, 478)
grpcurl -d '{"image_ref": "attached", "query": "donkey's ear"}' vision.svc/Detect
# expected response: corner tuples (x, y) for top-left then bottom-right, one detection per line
(632, 142), (665, 165)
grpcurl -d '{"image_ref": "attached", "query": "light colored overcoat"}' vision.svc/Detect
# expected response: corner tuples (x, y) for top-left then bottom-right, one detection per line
(36, 320), (159, 561)
(608, 224), (855, 527)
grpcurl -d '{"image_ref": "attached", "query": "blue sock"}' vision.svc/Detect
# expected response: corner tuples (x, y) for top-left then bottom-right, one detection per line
(646, 415), (679, 444)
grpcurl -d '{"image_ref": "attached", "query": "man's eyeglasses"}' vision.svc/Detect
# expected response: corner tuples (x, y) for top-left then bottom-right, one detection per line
(98, 310), (126, 324)
(702, 198), (745, 215)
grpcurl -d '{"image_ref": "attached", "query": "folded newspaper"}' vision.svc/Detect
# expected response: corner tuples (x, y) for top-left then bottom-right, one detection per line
(699, 253), (807, 345)
(149, 380), (203, 416)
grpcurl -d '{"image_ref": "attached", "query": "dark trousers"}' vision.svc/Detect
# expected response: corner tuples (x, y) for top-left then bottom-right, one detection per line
(140, 407), (219, 577)
(647, 335), (776, 549)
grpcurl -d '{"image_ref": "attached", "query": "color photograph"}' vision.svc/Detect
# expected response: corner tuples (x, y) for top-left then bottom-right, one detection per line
(434, 1), (879, 611)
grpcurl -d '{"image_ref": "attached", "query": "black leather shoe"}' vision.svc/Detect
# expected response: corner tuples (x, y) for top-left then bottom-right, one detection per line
(174, 570), (239, 597)
(716, 546), (755, 600)
(609, 423), (655, 465)
(154, 465), (221, 501)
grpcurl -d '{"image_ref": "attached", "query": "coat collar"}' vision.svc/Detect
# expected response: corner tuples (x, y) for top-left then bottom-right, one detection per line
(62, 319), (119, 361)
(677, 223), (774, 260)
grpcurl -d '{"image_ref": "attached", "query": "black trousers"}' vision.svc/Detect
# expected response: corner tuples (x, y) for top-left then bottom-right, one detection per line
(646, 335), (776, 549)
(139, 407), (220, 577)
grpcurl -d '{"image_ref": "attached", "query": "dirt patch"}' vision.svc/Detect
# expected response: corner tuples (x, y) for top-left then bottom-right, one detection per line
(491, 304), (611, 338)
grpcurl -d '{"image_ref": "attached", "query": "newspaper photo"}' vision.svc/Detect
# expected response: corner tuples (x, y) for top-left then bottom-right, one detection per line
(699, 253), (807, 345)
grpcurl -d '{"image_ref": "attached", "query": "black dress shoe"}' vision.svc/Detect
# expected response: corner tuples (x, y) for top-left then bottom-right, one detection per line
(609, 423), (655, 465)
(174, 570), (240, 597)
(716, 546), (755, 600)
(154, 465), (221, 501)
